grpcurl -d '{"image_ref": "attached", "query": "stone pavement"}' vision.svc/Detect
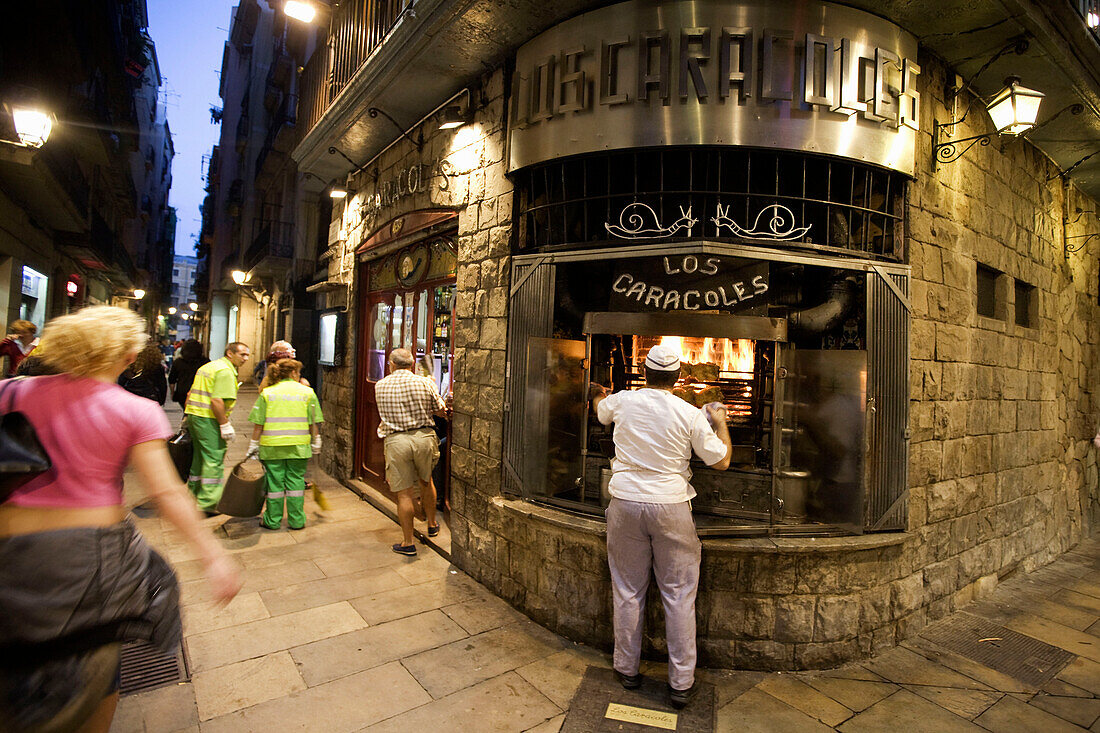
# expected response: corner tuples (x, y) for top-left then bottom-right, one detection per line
(110, 390), (1100, 731)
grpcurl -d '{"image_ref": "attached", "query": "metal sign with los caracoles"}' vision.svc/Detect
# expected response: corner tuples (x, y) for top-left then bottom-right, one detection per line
(508, 0), (920, 174)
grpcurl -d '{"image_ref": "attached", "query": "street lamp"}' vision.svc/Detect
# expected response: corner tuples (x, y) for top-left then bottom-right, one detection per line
(189, 302), (198, 311)
(231, 269), (248, 285)
(11, 108), (53, 148)
(168, 306), (177, 315)
(133, 288), (146, 299)
(985, 77), (1045, 135)
(329, 186), (348, 198)
(284, 0), (319, 22)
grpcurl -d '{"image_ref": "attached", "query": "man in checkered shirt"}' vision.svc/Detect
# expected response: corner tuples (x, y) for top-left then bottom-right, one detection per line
(375, 348), (448, 556)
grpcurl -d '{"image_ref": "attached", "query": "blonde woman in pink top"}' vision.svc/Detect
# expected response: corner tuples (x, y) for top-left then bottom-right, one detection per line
(0, 306), (241, 732)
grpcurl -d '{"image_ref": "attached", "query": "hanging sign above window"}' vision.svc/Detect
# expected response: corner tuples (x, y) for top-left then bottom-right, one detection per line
(609, 255), (769, 314)
(508, 0), (919, 175)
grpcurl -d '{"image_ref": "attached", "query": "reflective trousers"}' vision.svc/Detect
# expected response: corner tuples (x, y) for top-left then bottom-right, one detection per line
(186, 415), (226, 512)
(261, 458), (308, 529)
(605, 497), (701, 691)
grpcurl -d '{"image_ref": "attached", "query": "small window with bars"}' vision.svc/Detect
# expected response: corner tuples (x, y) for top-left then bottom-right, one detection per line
(514, 147), (907, 260)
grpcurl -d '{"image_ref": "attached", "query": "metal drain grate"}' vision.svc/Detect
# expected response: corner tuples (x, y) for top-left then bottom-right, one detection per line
(118, 640), (188, 695)
(920, 612), (1075, 687)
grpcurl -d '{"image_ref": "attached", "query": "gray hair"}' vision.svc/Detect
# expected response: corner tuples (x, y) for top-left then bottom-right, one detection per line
(389, 348), (415, 369)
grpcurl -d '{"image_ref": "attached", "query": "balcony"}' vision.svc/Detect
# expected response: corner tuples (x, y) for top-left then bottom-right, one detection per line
(256, 93), (299, 188)
(244, 220), (295, 276)
(297, 0), (412, 138)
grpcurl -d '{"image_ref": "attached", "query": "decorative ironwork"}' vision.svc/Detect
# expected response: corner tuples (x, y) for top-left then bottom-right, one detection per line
(604, 203), (696, 239)
(934, 132), (992, 166)
(515, 147), (905, 259)
(1065, 233), (1099, 253)
(711, 203), (811, 241)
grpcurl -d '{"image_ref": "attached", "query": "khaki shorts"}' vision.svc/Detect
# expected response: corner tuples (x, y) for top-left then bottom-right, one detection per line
(384, 427), (439, 492)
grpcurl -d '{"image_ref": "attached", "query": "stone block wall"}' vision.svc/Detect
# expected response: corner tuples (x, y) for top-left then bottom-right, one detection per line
(321, 53), (1100, 671)
(902, 49), (1100, 639)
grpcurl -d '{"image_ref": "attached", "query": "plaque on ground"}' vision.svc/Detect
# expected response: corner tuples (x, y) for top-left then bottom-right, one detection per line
(561, 667), (714, 732)
(920, 612), (1076, 687)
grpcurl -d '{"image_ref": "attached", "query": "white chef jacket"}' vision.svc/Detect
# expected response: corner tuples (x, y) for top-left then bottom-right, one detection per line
(596, 388), (728, 503)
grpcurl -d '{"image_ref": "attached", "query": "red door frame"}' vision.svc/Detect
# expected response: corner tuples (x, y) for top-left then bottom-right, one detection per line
(353, 266), (456, 496)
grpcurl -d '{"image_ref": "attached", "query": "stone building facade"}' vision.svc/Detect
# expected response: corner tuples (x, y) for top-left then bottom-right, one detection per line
(300, 0), (1100, 671)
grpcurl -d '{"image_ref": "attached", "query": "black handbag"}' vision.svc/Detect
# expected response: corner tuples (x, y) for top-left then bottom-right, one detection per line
(0, 378), (52, 502)
(167, 422), (192, 482)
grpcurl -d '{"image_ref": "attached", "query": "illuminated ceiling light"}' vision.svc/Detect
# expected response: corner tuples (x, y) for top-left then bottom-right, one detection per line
(133, 288), (146, 299)
(284, 0), (317, 23)
(986, 77), (1044, 135)
(12, 108), (52, 147)
(1088, 11), (1099, 28)
(329, 186), (348, 198)
(231, 269), (248, 285)
(189, 302), (198, 311)
(438, 104), (467, 130)
(168, 306), (177, 315)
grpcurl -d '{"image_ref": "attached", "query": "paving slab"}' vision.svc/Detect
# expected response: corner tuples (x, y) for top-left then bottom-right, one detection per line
(186, 601), (367, 673)
(1004, 614), (1100, 665)
(290, 610), (468, 686)
(523, 713), (566, 733)
(1055, 589), (1100, 616)
(837, 689), (985, 732)
(191, 651), (306, 720)
(515, 649), (601, 709)
(1027, 694), (1100, 728)
(1059, 658), (1100, 696)
(401, 623), (564, 699)
(442, 592), (528, 635)
(198, 661), (431, 733)
(259, 566), (409, 616)
(972, 694), (1087, 733)
(180, 592), (270, 636)
(902, 685), (1002, 719)
(755, 674), (854, 727)
(863, 647), (994, 691)
(798, 675), (899, 713)
(364, 672), (562, 733)
(717, 686), (835, 732)
(349, 573), (483, 625)
(110, 682), (198, 733)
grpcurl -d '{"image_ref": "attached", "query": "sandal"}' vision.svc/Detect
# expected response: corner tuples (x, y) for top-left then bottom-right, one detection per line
(391, 543), (417, 556)
(427, 523), (440, 538)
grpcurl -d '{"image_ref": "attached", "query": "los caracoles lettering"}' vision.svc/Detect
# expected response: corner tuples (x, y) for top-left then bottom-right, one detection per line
(612, 255), (768, 311)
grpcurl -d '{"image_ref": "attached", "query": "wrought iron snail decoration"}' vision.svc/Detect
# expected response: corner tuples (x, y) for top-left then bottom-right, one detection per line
(604, 202), (812, 242)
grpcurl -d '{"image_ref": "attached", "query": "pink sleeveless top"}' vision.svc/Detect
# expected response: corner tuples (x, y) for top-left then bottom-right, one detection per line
(4, 374), (172, 507)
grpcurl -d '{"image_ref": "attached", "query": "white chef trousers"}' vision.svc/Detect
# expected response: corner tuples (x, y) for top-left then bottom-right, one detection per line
(605, 497), (701, 691)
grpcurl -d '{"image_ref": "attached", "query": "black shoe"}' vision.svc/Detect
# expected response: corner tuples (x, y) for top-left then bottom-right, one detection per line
(614, 670), (643, 690)
(669, 682), (698, 709)
(391, 543), (417, 556)
(427, 523), (440, 538)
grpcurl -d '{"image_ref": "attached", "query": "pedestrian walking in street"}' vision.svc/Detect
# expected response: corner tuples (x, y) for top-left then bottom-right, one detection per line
(168, 339), (209, 412)
(0, 319), (39, 377)
(375, 348), (448, 556)
(0, 305), (241, 733)
(589, 344), (733, 709)
(246, 358), (323, 530)
(118, 343), (168, 404)
(183, 341), (250, 514)
(256, 340), (311, 390)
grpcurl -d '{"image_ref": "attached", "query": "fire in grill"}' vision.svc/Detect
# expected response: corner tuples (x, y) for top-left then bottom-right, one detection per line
(629, 335), (758, 421)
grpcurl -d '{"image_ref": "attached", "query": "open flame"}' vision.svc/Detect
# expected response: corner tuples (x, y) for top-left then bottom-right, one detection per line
(658, 336), (755, 375)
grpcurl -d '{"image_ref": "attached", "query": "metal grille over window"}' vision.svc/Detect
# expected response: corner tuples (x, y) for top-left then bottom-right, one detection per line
(514, 148), (906, 259)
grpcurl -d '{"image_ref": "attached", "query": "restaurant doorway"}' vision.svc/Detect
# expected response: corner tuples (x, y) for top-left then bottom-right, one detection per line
(354, 232), (457, 501)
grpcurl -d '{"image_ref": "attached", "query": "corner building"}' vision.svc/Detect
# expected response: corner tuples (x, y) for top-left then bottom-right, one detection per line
(294, 0), (1100, 669)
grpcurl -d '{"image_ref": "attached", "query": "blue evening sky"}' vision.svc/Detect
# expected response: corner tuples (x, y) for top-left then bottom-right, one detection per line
(148, 0), (237, 256)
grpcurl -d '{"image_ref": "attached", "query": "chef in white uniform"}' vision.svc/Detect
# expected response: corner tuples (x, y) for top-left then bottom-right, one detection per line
(590, 343), (732, 708)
